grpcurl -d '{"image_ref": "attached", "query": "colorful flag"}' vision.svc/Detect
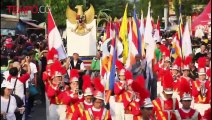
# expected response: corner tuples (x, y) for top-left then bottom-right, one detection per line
(182, 21), (192, 57)
(139, 11), (145, 57)
(132, 5), (141, 54)
(105, 27), (118, 104)
(119, 3), (128, 64)
(144, 2), (155, 80)
(48, 8), (67, 60)
(171, 32), (182, 59)
(126, 19), (138, 70)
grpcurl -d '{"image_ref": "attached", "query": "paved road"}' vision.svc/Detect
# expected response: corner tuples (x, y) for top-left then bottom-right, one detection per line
(30, 99), (46, 120)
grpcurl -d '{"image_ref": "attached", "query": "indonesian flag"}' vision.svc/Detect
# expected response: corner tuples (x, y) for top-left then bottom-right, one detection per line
(48, 8), (67, 60)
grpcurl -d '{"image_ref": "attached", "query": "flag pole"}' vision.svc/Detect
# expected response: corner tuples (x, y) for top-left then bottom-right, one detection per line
(178, 0), (184, 61)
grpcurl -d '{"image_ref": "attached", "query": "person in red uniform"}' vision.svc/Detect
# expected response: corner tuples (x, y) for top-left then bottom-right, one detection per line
(179, 56), (193, 86)
(192, 57), (211, 115)
(58, 69), (83, 119)
(84, 77), (111, 120)
(172, 78), (201, 120)
(202, 108), (211, 120)
(72, 75), (94, 119)
(156, 46), (171, 97)
(170, 57), (181, 91)
(114, 61), (127, 120)
(122, 71), (138, 120)
(131, 75), (155, 120)
(152, 72), (179, 120)
(42, 50), (54, 120)
(46, 60), (66, 120)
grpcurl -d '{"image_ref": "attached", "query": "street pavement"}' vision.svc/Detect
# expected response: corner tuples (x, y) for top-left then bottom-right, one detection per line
(30, 100), (46, 120)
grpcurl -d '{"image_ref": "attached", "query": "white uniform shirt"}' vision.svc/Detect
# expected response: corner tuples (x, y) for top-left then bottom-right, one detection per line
(1, 96), (17, 120)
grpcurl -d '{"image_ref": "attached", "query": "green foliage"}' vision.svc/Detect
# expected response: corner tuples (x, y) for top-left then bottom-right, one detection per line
(2, 0), (209, 27)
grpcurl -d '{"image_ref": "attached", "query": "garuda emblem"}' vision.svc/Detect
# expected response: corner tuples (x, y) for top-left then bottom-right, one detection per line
(66, 4), (95, 36)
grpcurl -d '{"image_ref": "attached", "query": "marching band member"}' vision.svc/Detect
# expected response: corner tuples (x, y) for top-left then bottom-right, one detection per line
(131, 75), (155, 120)
(170, 57), (181, 91)
(192, 57), (211, 115)
(47, 60), (66, 120)
(172, 78), (201, 120)
(179, 56), (193, 85)
(156, 45), (171, 97)
(58, 69), (83, 119)
(152, 72), (179, 120)
(122, 71), (137, 120)
(114, 61), (126, 120)
(202, 108), (211, 120)
(42, 50), (54, 120)
(85, 77), (111, 120)
(72, 75), (94, 119)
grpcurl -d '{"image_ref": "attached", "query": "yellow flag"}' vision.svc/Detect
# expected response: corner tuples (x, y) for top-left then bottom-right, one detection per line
(119, 3), (128, 64)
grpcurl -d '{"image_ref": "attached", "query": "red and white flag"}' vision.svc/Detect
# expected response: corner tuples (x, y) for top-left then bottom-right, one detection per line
(48, 8), (67, 60)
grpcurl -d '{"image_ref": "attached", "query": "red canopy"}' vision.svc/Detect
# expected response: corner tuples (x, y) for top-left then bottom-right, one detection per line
(191, 0), (211, 31)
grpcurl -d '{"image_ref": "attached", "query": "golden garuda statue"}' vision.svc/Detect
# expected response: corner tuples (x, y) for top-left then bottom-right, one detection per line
(66, 4), (95, 36)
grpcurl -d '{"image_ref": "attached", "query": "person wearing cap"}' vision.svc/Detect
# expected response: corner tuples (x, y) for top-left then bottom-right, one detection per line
(176, 56), (193, 92)
(85, 77), (111, 120)
(72, 75), (94, 120)
(192, 57), (210, 115)
(58, 69), (83, 119)
(172, 78), (201, 120)
(140, 98), (155, 120)
(156, 47), (171, 97)
(171, 57), (181, 91)
(161, 39), (166, 45)
(46, 60), (66, 120)
(42, 52), (55, 120)
(152, 72), (179, 120)
(114, 62), (127, 120)
(122, 71), (137, 120)
(1, 81), (18, 120)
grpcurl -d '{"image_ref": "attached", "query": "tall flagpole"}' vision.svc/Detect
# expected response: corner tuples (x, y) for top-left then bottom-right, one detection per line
(16, 0), (20, 19)
(178, 0), (184, 61)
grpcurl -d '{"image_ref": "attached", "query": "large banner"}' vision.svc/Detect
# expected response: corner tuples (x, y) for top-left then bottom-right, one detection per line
(66, 19), (97, 56)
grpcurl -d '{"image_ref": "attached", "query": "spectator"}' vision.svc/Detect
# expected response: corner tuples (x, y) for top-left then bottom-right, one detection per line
(194, 43), (207, 62)
(131, 54), (146, 79)
(70, 53), (85, 90)
(189, 60), (198, 81)
(25, 53), (38, 118)
(91, 51), (101, 78)
(1, 81), (17, 120)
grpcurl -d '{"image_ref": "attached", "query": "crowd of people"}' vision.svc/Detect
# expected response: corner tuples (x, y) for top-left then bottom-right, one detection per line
(0, 24), (211, 120)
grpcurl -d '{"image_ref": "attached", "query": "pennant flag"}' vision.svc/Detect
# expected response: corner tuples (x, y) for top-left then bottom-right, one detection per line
(119, 3), (128, 64)
(139, 11), (145, 57)
(48, 8), (67, 60)
(182, 21), (192, 58)
(144, 2), (155, 80)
